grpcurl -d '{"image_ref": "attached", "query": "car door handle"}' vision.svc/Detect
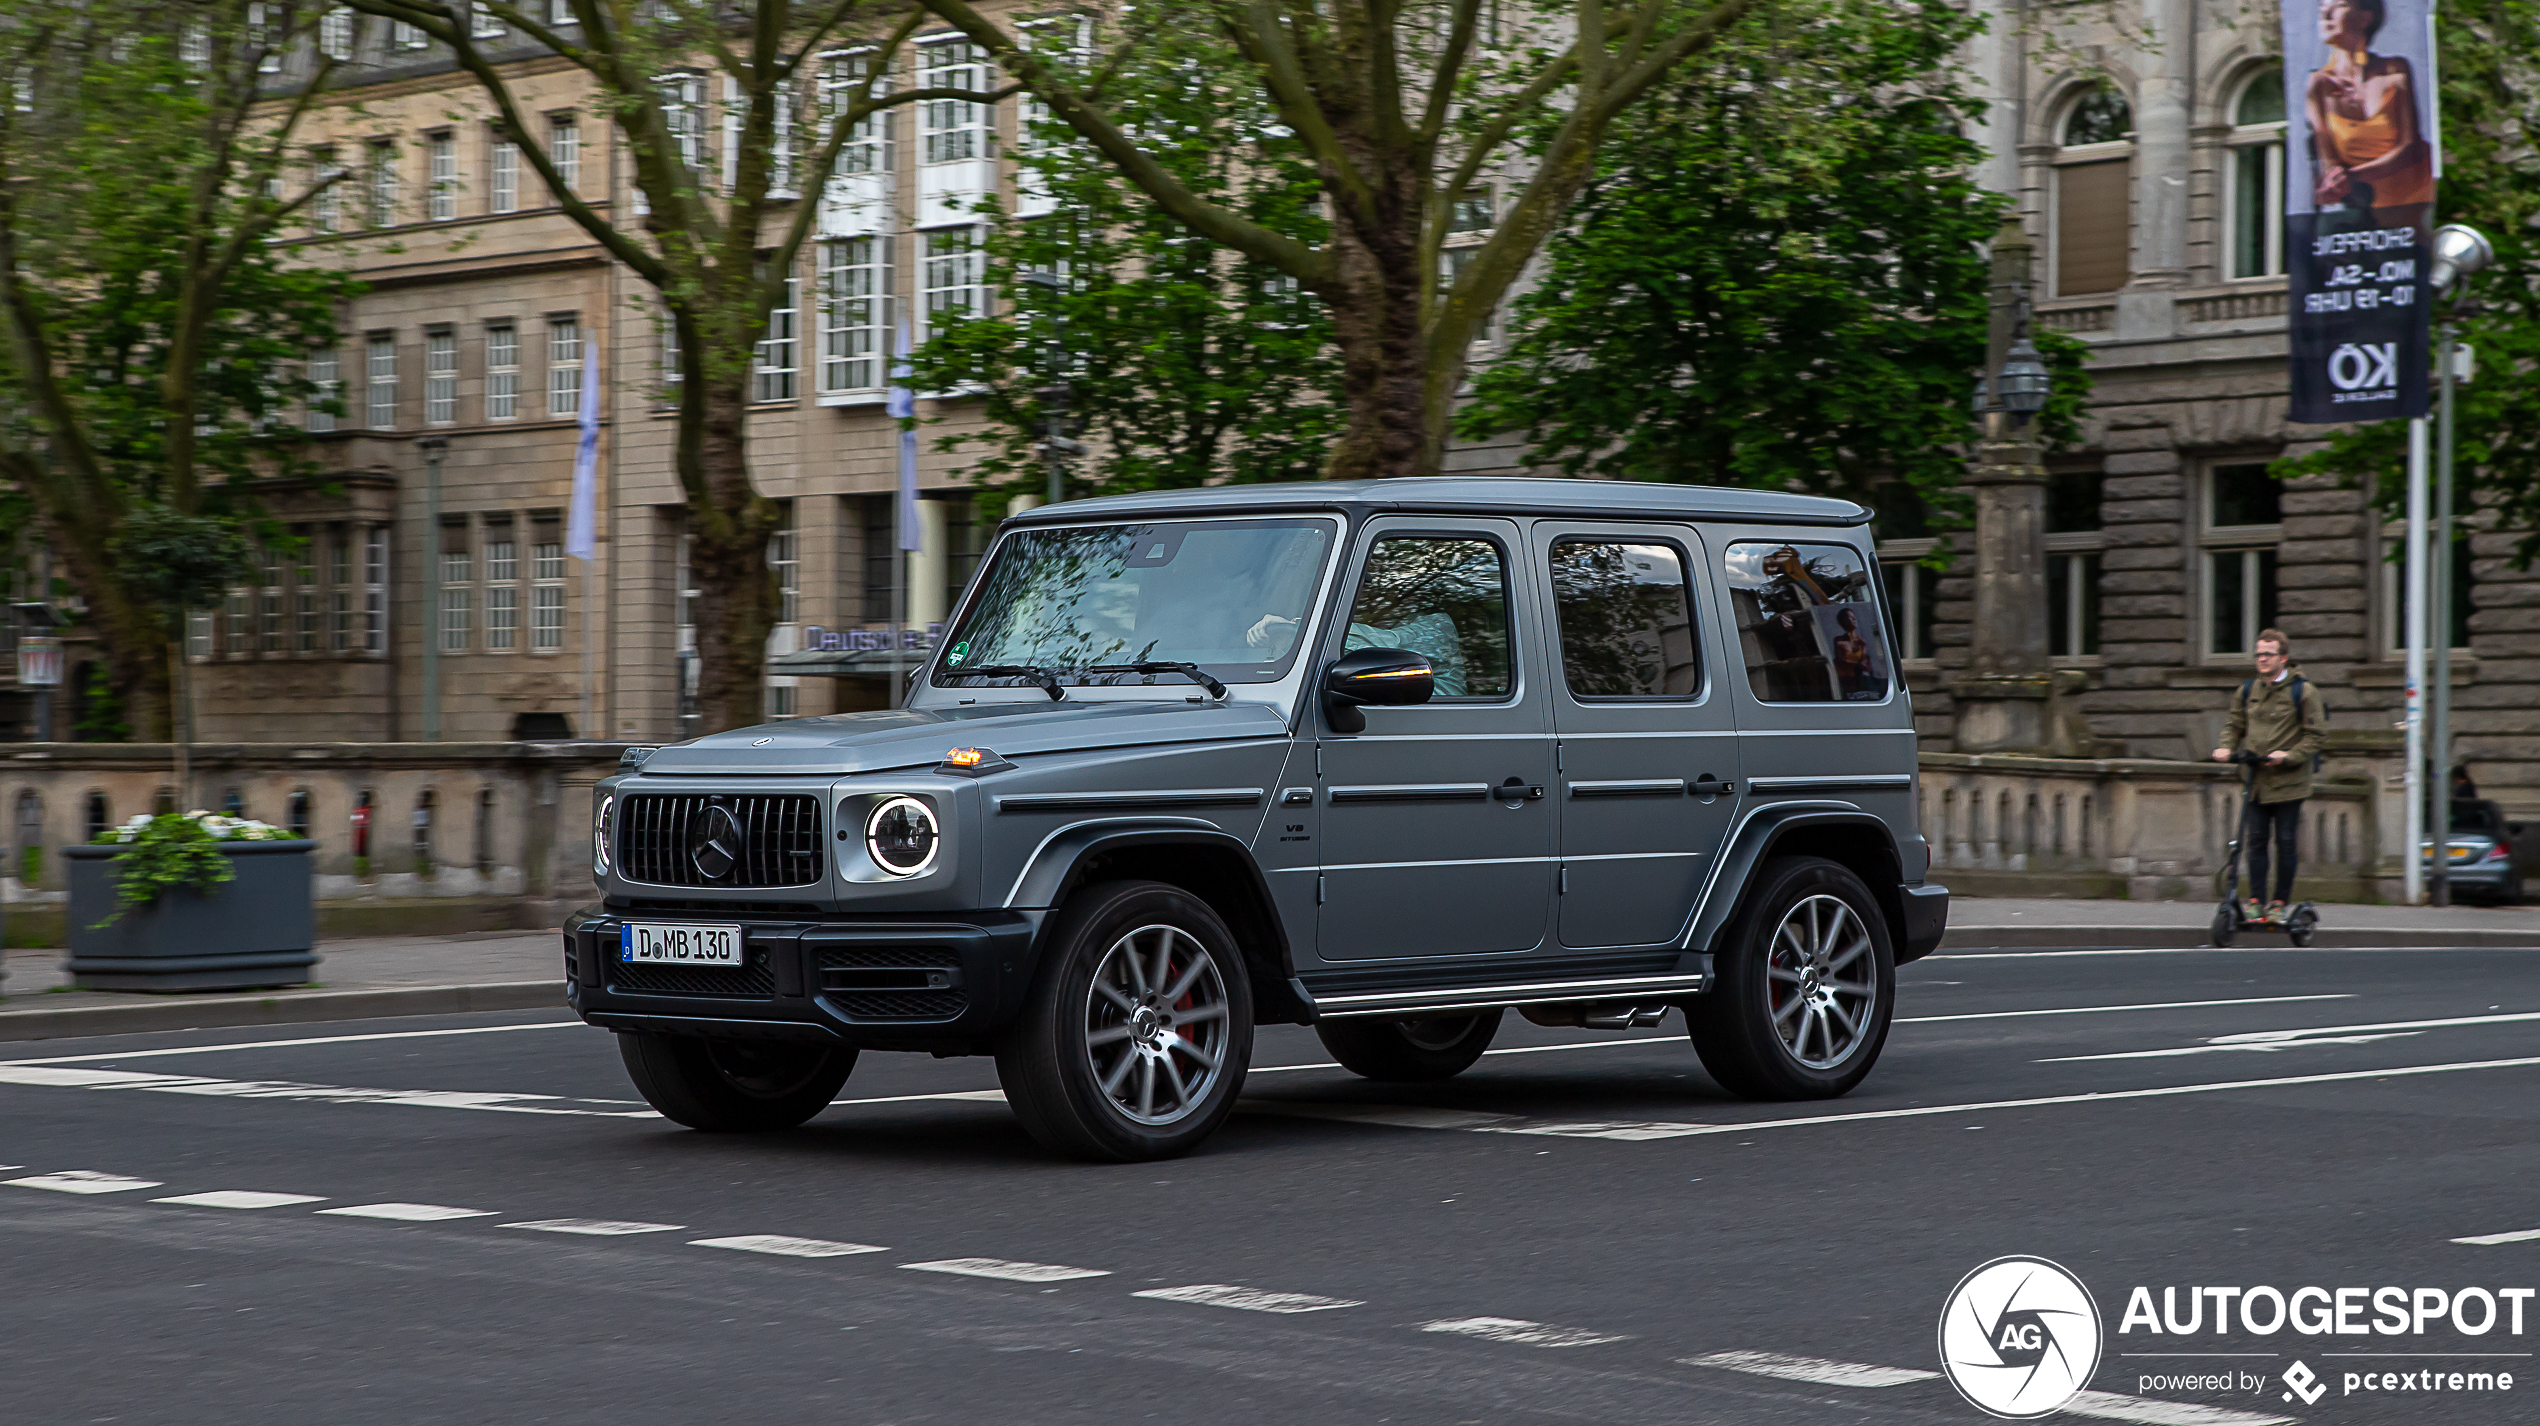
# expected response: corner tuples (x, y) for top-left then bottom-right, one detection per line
(1691, 774), (1736, 798)
(1495, 777), (1546, 803)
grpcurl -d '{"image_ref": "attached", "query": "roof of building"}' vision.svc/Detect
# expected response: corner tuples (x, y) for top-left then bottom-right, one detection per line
(1002, 477), (1871, 528)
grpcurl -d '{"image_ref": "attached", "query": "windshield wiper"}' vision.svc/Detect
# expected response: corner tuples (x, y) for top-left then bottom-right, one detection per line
(1081, 661), (1228, 699)
(959, 665), (1066, 701)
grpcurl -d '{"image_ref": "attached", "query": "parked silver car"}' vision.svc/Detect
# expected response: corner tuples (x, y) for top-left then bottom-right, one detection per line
(2421, 799), (2527, 903)
(564, 479), (1947, 1160)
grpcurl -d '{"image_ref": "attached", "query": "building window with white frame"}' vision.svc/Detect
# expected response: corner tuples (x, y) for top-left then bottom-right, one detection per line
(532, 531), (565, 650)
(2046, 468), (2105, 659)
(822, 51), (890, 173)
(921, 227), (985, 340)
(819, 236), (889, 394)
(491, 131), (519, 213)
(307, 347), (338, 432)
(547, 317), (580, 417)
(424, 327), (457, 425)
(484, 322), (517, 420)
(547, 113), (578, 197)
(426, 131), (457, 221)
(319, 8), (354, 61)
(485, 523), (518, 652)
(329, 532), (354, 653)
(1878, 554), (1942, 663)
(918, 39), (994, 164)
(440, 525), (472, 653)
(2380, 527), (2475, 657)
(470, 2), (503, 38)
(2228, 67), (2288, 281)
(659, 73), (705, 170)
(755, 270), (799, 402)
(392, 20), (426, 50)
(258, 546), (284, 653)
(364, 526), (388, 653)
(294, 539), (319, 653)
(657, 304), (682, 395)
(768, 502), (798, 625)
(1439, 246), (1492, 346)
(2052, 86), (2134, 298)
(548, 0), (574, 22)
(365, 333), (396, 428)
(2201, 460), (2282, 658)
(367, 139), (398, 227)
(311, 149), (341, 234)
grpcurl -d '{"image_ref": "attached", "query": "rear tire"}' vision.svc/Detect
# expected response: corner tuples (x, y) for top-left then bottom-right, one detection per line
(1689, 856), (1894, 1100)
(1316, 1010), (1504, 1082)
(617, 1032), (857, 1132)
(2211, 902), (2238, 948)
(997, 881), (1254, 1162)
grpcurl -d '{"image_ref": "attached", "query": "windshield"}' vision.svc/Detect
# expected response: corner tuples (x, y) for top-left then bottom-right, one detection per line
(933, 517), (1337, 689)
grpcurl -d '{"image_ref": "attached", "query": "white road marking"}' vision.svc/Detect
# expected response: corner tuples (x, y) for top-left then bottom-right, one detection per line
(152, 1191), (325, 1209)
(1682, 1350), (1937, 1387)
(1, 1021), (584, 1067)
(1901, 994), (2353, 1023)
(901, 1258), (1110, 1283)
(1421, 1316), (1624, 1347)
(1135, 1284), (1363, 1314)
(829, 1088), (1010, 1107)
(2045, 1010), (2540, 1063)
(1263, 1054), (2540, 1142)
(0, 1065), (658, 1118)
(1258, 1103), (1518, 1131)
(2453, 1228), (2540, 1245)
(4, 1170), (163, 1194)
(1937, 946), (2539, 958)
(503, 1219), (683, 1236)
(692, 1234), (888, 1258)
(318, 1202), (496, 1222)
(2062, 1388), (2294, 1425)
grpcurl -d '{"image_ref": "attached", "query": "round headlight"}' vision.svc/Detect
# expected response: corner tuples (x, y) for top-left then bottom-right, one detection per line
(865, 796), (940, 877)
(592, 794), (614, 877)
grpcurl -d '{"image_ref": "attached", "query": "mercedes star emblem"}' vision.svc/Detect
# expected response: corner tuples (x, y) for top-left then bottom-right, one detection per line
(688, 804), (741, 881)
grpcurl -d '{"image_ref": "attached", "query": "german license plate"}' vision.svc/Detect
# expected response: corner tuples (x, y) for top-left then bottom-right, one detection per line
(621, 923), (744, 967)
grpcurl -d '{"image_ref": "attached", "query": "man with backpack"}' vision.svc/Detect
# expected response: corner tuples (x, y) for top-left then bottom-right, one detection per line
(2212, 629), (2329, 923)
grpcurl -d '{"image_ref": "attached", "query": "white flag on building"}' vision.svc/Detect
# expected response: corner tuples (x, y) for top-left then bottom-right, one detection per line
(565, 331), (601, 559)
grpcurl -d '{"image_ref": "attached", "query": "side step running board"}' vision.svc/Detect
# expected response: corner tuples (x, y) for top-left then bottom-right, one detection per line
(1306, 963), (1712, 1021)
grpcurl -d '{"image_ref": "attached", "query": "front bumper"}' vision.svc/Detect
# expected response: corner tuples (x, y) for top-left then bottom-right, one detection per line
(1897, 882), (1948, 964)
(563, 904), (1045, 1050)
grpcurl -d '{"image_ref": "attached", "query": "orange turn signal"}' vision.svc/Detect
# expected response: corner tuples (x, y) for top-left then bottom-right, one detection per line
(944, 747), (987, 767)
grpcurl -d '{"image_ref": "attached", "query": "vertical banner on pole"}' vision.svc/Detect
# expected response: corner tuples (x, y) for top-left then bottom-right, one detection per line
(2281, 0), (2439, 423)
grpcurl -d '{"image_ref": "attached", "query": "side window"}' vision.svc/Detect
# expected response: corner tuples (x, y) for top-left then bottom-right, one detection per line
(1725, 541), (1891, 703)
(1345, 536), (1511, 699)
(1550, 540), (1699, 698)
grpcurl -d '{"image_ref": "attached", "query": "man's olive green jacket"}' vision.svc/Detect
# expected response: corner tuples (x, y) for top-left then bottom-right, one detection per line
(2222, 670), (2329, 803)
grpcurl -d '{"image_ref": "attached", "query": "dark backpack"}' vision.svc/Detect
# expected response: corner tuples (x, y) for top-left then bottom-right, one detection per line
(2238, 675), (2326, 773)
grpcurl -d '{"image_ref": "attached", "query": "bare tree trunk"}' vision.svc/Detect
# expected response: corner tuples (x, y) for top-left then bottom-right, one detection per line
(1318, 159), (1438, 482)
(684, 376), (781, 734)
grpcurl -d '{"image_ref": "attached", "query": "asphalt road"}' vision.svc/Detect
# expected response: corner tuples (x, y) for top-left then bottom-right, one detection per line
(5, 941), (2538, 1426)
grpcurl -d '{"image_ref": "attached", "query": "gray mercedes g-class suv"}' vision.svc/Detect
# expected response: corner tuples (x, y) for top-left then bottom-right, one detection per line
(566, 478), (1946, 1160)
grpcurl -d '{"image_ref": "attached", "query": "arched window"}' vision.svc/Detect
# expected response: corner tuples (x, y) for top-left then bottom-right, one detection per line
(2053, 86), (2135, 297)
(2228, 67), (2288, 279)
(15, 790), (42, 886)
(287, 789), (312, 840)
(83, 790), (109, 842)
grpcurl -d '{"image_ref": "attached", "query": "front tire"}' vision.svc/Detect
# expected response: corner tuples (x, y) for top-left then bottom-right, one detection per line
(1316, 1010), (1503, 1082)
(997, 881), (1254, 1162)
(1690, 857), (1895, 1100)
(617, 1032), (857, 1132)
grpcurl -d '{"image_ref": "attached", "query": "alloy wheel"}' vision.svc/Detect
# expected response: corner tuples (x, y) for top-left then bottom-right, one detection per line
(1765, 894), (1879, 1070)
(1081, 924), (1232, 1125)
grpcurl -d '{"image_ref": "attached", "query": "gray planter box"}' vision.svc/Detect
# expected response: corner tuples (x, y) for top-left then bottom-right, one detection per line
(65, 840), (319, 992)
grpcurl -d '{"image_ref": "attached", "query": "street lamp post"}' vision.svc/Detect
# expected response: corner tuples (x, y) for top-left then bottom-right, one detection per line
(2425, 224), (2495, 905)
(416, 435), (447, 742)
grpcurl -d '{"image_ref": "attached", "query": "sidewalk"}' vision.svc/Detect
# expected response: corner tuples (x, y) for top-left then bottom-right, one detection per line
(0, 930), (562, 1042)
(1943, 895), (2540, 948)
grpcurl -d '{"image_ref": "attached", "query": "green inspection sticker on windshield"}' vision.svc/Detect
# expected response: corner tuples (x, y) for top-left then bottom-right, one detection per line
(947, 640), (969, 668)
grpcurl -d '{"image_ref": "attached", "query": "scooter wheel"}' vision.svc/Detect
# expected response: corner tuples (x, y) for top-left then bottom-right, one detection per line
(2286, 903), (2318, 948)
(2210, 903), (2237, 948)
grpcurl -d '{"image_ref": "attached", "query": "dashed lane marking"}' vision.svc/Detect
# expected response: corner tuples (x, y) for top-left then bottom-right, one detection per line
(504, 1219), (684, 1237)
(0, 1065), (658, 1118)
(152, 1191), (326, 1209)
(901, 1258), (1111, 1283)
(317, 1203), (497, 1222)
(1901, 994), (2352, 1024)
(4, 1170), (164, 1194)
(1682, 1350), (1938, 1387)
(2044, 1010), (2540, 1063)
(2454, 1228), (2540, 1245)
(2060, 1389), (2294, 1425)
(1421, 1316), (1625, 1347)
(693, 1234), (889, 1258)
(1135, 1284), (1363, 1314)
(1, 1021), (583, 1067)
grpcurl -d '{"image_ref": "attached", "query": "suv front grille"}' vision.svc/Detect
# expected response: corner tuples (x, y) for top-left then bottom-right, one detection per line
(617, 794), (824, 888)
(612, 952), (777, 998)
(817, 946), (967, 1021)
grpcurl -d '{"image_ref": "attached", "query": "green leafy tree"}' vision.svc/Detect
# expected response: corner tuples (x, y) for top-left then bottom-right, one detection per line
(919, 0), (1787, 481)
(902, 26), (1342, 496)
(1456, 0), (2087, 516)
(2276, 0), (2540, 560)
(0, 1), (359, 740)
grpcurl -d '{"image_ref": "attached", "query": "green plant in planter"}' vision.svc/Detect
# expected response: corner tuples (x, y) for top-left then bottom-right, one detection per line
(91, 810), (291, 927)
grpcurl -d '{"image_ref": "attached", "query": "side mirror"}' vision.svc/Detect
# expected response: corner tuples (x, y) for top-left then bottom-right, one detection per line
(1322, 647), (1434, 733)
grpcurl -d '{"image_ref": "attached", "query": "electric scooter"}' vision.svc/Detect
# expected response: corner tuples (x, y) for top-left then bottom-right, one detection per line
(2211, 749), (2318, 947)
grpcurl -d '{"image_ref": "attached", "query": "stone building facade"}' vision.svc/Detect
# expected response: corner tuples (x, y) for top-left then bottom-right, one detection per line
(1890, 0), (2528, 823)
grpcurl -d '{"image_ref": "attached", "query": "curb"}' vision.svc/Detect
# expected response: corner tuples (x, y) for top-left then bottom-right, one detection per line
(0, 981), (565, 1043)
(1940, 926), (2540, 950)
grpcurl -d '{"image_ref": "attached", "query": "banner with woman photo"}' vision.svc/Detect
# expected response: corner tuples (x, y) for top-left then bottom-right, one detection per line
(2281, 0), (2439, 423)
